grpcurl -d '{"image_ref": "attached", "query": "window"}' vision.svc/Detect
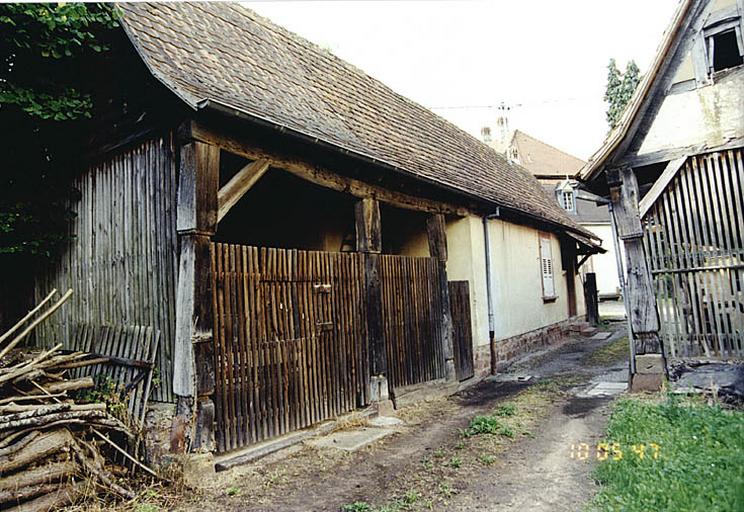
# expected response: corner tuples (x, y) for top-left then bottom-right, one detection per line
(539, 234), (556, 301)
(561, 190), (575, 212)
(705, 18), (744, 74)
(509, 147), (519, 163)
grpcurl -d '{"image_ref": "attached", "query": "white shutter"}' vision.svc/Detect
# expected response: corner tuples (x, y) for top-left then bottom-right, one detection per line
(540, 235), (555, 298)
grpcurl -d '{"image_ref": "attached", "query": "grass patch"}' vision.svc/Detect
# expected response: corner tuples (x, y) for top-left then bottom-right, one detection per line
(463, 415), (515, 438)
(582, 336), (629, 366)
(591, 395), (744, 512)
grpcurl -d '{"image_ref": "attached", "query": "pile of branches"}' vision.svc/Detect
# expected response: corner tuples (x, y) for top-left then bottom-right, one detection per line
(0, 290), (156, 512)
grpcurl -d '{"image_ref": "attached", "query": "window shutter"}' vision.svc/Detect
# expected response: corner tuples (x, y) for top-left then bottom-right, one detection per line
(540, 235), (555, 298)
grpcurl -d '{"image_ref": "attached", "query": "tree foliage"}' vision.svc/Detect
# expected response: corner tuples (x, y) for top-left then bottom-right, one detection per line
(604, 58), (642, 130)
(0, 3), (118, 261)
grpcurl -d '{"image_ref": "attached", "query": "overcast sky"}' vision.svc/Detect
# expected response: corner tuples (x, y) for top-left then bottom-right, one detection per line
(243, 0), (680, 160)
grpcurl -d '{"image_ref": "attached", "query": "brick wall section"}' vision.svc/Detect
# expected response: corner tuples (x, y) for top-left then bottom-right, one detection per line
(472, 317), (583, 377)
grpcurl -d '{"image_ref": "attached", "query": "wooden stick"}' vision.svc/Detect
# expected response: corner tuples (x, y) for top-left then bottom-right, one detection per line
(0, 392), (67, 405)
(0, 290), (57, 347)
(0, 289), (73, 360)
(91, 429), (158, 478)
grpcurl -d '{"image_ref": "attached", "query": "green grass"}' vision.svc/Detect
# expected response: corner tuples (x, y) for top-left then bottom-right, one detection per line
(591, 396), (744, 512)
(463, 415), (515, 438)
(582, 336), (629, 366)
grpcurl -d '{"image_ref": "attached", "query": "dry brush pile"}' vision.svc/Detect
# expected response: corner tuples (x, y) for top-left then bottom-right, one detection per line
(0, 290), (157, 511)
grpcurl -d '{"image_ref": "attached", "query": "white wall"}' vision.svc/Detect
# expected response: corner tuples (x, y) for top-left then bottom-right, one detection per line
(580, 223), (622, 298)
(446, 215), (585, 346)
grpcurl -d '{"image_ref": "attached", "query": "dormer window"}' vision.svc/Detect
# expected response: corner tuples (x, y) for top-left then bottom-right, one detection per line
(705, 18), (744, 74)
(509, 148), (519, 162)
(561, 190), (575, 213)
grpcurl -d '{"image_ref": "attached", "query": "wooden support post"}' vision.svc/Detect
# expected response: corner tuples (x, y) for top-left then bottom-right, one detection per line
(607, 167), (664, 391)
(355, 198), (389, 407)
(426, 214), (457, 382)
(171, 140), (220, 453)
(583, 273), (600, 326)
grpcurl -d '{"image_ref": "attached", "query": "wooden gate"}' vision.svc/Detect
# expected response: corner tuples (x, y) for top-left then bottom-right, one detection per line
(380, 255), (446, 388)
(449, 281), (474, 381)
(211, 244), (369, 453)
(642, 149), (744, 359)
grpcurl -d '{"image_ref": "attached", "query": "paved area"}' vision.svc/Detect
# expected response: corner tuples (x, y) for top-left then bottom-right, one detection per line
(599, 299), (626, 321)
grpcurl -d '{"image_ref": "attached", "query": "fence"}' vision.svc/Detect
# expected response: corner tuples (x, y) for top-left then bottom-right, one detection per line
(380, 255), (446, 388)
(211, 244), (369, 453)
(642, 149), (744, 359)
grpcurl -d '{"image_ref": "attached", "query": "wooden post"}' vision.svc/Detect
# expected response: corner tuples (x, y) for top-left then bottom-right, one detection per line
(607, 167), (664, 391)
(426, 213), (456, 382)
(355, 198), (389, 405)
(583, 273), (600, 326)
(171, 140), (220, 453)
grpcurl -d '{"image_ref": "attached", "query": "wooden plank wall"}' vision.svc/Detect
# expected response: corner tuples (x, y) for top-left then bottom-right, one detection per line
(642, 148), (744, 359)
(211, 243), (369, 453)
(34, 135), (178, 402)
(448, 280), (474, 381)
(380, 254), (446, 389)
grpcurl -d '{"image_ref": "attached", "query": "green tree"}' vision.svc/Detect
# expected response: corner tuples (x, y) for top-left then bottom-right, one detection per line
(0, 3), (118, 259)
(604, 58), (642, 130)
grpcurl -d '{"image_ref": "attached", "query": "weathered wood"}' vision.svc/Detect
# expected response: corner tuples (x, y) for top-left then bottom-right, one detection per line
(217, 159), (270, 222)
(40, 377), (94, 395)
(34, 136), (179, 402)
(607, 167), (644, 240)
(608, 167), (662, 356)
(426, 214), (455, 380)
(638, 156), (688, 218)
(426, 214), (448, 262)
(448, 281), (474, 381)
(184, 121), (471, 216)
(210, 243), (368, 452)
(173, 138), (220, 452)
(380, 255), (447, 388)
(0, 429), (73, 474)
(355, 198), (382, 254)
(5, 482), (83, 512)
(583, 273), (600, 326)
(0, 290), (73, 361)
(0, 289), (57, 347)
(642, 149), (744, 359)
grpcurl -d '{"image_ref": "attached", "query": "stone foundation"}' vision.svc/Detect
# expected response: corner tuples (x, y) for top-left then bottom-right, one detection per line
(490, 318), (581, 372)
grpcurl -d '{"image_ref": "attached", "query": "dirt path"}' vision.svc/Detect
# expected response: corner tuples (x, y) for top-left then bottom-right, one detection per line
(176, 326), (628, 512)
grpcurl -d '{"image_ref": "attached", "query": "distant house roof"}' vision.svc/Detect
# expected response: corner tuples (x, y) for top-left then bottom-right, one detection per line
(118, 2), (596, 240)
(511, 130), (586, 178)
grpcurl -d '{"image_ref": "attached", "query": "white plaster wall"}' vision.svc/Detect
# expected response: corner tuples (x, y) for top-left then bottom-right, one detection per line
(638, 65), (744, 156)
(447, 215), (587, 350)
(446, 216), (490, 347)
(581, 223), (622, 297)
(487, 219), (578, 341)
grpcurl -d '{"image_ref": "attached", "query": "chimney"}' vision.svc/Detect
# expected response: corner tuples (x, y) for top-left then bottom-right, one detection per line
(496, 102), (510, 146)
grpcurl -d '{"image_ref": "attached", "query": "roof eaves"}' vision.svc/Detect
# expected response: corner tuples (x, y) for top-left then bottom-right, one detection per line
(578, 0), (694, 182)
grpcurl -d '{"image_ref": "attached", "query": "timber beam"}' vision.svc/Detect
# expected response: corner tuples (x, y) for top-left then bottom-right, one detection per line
(217, 158), (271, 222)
(607, 166), (664, 391)
(172, 140), (220, 454)
(182, 120), (470, 216)
(426, 214), (456, 382)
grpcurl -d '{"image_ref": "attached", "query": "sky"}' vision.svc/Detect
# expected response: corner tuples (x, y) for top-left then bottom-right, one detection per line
(242, 0), (680, 161)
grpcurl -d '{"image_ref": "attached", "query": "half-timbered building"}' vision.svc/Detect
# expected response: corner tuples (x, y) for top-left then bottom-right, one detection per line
(33, 3), (600, 457)
(581, 0), (744, 389)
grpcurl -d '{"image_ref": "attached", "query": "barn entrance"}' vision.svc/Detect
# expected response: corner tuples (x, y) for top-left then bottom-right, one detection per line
(210, 242), (447, 453)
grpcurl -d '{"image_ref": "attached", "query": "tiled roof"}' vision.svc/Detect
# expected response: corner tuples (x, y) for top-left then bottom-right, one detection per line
(511, 131), (586, 177)
(119, 2), (594, 238)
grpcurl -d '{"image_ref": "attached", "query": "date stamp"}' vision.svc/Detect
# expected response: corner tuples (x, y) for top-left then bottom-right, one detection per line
(570, 442), (661, 461)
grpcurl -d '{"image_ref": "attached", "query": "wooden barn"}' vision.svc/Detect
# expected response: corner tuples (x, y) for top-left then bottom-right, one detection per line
(581, 0), (744, 389)
(33, 3), (600, 456)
